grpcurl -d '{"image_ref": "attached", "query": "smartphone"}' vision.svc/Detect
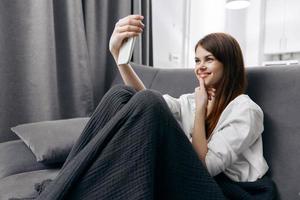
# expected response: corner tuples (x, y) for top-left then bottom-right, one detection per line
(118, 37), (136, 65)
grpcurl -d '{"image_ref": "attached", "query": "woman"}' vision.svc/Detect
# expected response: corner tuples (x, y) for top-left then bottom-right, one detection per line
(109, 15), (269, 182)
(30, 15), (275, 200)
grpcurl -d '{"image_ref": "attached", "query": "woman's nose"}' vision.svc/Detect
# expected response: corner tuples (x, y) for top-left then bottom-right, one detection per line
(200, 65), (207, 70)
(197, 64), (207, 72)
(196, 65), (206, 75)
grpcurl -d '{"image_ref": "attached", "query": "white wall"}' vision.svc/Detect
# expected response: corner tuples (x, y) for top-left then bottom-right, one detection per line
(153, 0), (226, 68)
(245, 0), (265, 67)
(152, 0), (259, 68)
(152, 0), (185, 68)
(225, 9), (247, 56)
(224, 0), (265, 67)
(152, 0), (298, 68)
(186, 0), (226, 68)
(263, 0), (300, 65)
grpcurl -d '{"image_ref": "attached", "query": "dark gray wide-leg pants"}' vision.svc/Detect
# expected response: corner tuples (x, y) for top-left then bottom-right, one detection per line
(37, 85), (225, 200)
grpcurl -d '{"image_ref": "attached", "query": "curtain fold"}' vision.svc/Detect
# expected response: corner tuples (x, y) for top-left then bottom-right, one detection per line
(82, 0), (132, 105)
(52, 0), (94, 118)
(0, 0), (65, 142)
(0, 0), (152, 142)
(132, 0), (153, 66)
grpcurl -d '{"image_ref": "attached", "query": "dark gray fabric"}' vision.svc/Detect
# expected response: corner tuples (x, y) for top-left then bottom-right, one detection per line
(32, 85), (225, 199)
(0, 0), (153, 143)
(11, 118), (89, 164)
(31, 85), (274, 200)
(0, 169), (59, 200)
(112, 64), (300, 200)
(0, 140), (52, 179)
(215, 173), (276, 200)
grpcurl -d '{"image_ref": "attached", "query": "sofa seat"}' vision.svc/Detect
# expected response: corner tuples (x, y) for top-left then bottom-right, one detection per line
(0, 169), (59, 200)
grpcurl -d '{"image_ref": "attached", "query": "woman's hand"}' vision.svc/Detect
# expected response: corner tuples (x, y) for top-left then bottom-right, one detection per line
(195, 78), (216, 116)
(109, 15), (144, 60)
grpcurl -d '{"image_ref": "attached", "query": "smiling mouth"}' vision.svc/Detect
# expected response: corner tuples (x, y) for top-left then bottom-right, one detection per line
(199, 72), (212, 78)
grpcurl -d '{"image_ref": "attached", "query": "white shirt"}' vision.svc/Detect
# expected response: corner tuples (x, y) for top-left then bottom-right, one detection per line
(163, 93), (269, 182)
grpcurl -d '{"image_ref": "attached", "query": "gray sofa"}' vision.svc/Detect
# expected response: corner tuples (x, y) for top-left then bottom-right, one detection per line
(0, 63), (300, 199)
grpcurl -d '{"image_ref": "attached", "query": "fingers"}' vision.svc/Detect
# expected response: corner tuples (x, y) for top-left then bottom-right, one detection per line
(116, 15), (144, 30)
(198, 78), (206, 91)
(207, 91), (215, 101)
(206, 88), (216, 95)
(197, 78), (217, 101)
(109, 15), (144, 57)
(198, 78), (217, 100)
(119, 14), (144, 22)
(116, 20), (144, 30)
(118, 32), (140, 40)
(113, 15), (144, 42)
(116, 25), (143, 34)
(206, 87), (216, 101)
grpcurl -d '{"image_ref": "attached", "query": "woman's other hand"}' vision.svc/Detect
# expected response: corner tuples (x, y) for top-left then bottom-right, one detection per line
(109, 15), (144, 60)
(195, 78), (215, 115)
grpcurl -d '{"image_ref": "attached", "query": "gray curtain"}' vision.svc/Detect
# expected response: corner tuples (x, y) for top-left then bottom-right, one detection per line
(0, 0), (152, 142)
(84, 0), (153, 104)
(132, 0), (153, 66)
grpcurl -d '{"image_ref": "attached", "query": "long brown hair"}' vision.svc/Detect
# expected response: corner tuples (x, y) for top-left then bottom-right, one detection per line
(195, 33), (246, 138)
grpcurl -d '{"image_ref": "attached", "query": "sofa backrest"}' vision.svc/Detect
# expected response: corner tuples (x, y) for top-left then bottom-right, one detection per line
(112, 63), (300, 200)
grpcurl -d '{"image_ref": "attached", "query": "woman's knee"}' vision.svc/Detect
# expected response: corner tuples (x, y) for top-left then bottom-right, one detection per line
(102, 84), (136, 101)
(108, 84), (136, 94)
(131, 89), (167, 112)
(94, 84), (136, 110)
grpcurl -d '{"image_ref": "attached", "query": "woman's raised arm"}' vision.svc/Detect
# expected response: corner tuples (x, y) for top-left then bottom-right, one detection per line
(109, 15), (146, 91)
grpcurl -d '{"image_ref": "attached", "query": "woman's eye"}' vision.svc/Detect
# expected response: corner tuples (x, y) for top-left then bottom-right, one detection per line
(207, 58), (213, 62)
(195, 59), (200, 64)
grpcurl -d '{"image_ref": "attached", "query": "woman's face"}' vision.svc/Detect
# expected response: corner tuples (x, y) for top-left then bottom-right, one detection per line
(194, 45), (224, 88)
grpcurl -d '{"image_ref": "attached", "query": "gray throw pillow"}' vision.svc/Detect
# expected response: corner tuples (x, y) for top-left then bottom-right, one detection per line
(11, 117), (89, 164)
(0, 140), (50, 179)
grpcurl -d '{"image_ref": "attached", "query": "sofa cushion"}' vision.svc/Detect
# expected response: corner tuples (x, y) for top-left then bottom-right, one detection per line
(11, 117), (89, 164)
(0, 169), (59, 200)
(150, 68), (198, 97)
(0, 140), (52, 179)
(112, 63), (159, 88)
(246, 66), (300, 199)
